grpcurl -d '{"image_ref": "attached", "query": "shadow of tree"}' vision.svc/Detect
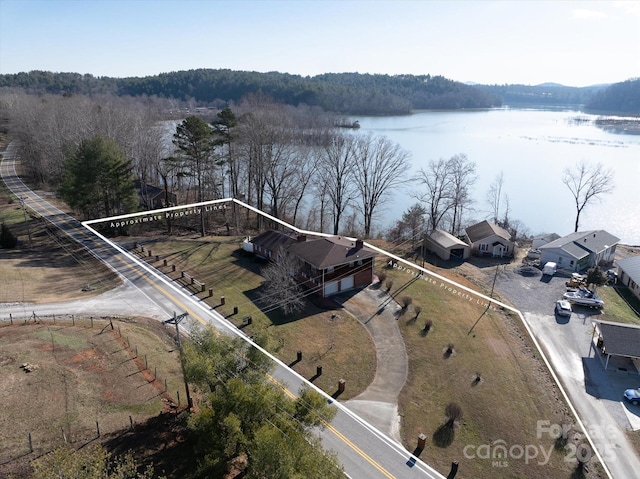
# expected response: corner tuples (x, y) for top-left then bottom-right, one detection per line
(432, 423), (455, 448)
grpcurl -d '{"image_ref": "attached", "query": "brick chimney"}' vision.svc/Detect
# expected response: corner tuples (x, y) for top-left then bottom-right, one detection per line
(297, 234), (307, 242)
(355, 239), (363, 249)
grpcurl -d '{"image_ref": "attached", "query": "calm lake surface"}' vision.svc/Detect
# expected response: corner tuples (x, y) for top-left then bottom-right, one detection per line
(353, 108), (640, 245)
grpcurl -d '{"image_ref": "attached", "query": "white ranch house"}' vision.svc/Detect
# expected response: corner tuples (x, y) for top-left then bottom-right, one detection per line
(539, 230), (620, 273)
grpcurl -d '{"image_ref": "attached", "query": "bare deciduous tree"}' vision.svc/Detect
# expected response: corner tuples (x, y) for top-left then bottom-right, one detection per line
(320, 133), (357, 235)
(486, 171), (506, 224)
(562, 161), (614, 232)
(352, 133), (411, 237)
(448, 154), (477, 235)
(259, 251), (305, 316)
(414, 158), (454, 232)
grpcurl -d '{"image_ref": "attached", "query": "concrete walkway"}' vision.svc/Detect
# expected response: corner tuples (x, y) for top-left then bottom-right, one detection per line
(335, 283), (408, 442)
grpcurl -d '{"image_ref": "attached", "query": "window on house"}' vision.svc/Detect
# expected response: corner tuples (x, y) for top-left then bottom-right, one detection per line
(479, 243), (488, 252)
(570, 260), (574, 267)
(558, 257), (562, 264)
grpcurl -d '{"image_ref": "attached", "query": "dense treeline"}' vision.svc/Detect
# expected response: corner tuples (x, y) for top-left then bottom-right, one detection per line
(0, 69), (501, 115)
(2, 69), (637, 115)
(475, 83), (605, 107)
(586, 78), (640, 114)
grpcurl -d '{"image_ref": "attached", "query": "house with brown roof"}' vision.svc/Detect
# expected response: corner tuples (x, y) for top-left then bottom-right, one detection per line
(463, 220), (514, 258)
(250, 230), (298, 260)
(249, 230), (377, 297)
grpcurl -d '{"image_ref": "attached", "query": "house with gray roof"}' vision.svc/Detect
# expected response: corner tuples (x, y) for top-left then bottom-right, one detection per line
(539, 230), (620, 273)
(424, 229), (470, 261)
(463, 220), (513, 258)
(592, 320), (640, 373)
(532, 233), (561, 250)
(617, 256), (640, 301)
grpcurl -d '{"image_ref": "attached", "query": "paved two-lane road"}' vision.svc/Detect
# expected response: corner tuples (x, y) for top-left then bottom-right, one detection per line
(1, 143), (447, 479)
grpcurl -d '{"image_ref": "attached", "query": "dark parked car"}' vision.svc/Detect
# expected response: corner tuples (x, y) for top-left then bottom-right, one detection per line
(624, 387), (640, 406)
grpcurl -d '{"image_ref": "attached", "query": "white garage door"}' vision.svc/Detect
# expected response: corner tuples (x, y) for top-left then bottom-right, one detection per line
(341, 275), (354, 291)
(324, 280), (339, 296)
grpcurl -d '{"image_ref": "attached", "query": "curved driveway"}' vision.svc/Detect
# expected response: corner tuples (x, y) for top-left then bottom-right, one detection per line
(337, 285), (408, 443)
(1, 143), (446, 479)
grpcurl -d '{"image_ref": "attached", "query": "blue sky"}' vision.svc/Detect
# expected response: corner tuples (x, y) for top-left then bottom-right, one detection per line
(1, 0), (638, 86)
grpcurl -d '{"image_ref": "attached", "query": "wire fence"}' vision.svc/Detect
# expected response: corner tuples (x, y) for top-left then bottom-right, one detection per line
(0, 314), (187, 467)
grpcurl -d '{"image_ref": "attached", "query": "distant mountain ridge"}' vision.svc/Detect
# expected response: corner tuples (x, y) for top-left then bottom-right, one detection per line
(0, 69), (637, 115)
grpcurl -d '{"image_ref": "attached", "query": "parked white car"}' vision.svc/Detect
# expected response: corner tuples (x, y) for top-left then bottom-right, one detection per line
(555, 300), (572, 317)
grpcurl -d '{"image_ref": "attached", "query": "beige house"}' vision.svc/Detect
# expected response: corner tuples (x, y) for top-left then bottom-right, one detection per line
(463, 220), (514, 258)
(424, 229), (470, 261)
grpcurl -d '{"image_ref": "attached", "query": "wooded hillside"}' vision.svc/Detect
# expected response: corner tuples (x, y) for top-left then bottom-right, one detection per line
(0, 69), (500, 115)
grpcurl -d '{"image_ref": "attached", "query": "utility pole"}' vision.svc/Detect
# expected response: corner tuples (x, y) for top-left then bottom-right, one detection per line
(19, 196), (32, 247)
(165, 311), (193, 409)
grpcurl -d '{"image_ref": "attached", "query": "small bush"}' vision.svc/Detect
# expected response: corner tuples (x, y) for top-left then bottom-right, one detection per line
(414, 305), (422, 317)
(445, 402), (463, 426)
(385, 279), (393, 292)
(0, 223), (18, 248)
(400, 296), (413, 309)
(423, 319), (433, 331)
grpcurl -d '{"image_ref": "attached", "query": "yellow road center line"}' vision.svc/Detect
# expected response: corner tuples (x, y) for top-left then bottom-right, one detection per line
(114, 253), (396, 479)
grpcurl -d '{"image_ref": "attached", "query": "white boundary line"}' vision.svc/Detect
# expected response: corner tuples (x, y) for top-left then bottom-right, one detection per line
(81, 197), (612, 479)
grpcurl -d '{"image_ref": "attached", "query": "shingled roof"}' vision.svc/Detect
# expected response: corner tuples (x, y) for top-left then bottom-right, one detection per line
(464, 220), (511, 243)
(539, 230), (620, 258)
(286, 236), (376, 269)
(595, 320), (640, 358)
(251, 230), (297, 253)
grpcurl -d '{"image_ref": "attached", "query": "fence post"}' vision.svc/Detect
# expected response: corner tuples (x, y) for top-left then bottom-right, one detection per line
(130, 416), (134, 430)
(10, 313), (12, 325)
(144, 354), (148, 369)
(28, 432), (33, 452)
(61, 427), (67, 443)
(177, 391), (181, 407)
(72, 314), (74, 326)
(96, 421), (100, 437)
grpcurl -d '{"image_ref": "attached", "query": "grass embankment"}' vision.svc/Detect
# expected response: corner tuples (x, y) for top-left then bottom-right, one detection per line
(135, 235), (585, 479)
(374, 257), (578, 479)
(598, 285), (640, 325)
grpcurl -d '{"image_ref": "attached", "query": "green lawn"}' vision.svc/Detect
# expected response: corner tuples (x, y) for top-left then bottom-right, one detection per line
(598, 284), (640, 325)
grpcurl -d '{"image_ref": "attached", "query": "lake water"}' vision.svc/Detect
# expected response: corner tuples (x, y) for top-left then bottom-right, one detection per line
(352, 108), (640, 245)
